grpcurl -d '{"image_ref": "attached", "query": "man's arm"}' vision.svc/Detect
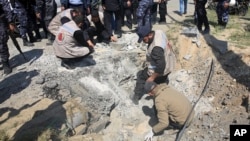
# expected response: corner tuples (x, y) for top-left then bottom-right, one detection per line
(147, 46), (166, 81)
(60, 0), (68, 10)
(152, 99), (170, 134)
(2, 0), (15, 30)
(73, 30), (94, 52)
(136, 0), (151, 18)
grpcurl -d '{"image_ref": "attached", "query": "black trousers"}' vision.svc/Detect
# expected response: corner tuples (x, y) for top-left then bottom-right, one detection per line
(196, 2), (209, 31)
(0, 22), (10, 62)
(134, 68), (169, 99)
(104, 10), (122, 35)
(159, 2), (167, 20)
(122, 7), (132, 27)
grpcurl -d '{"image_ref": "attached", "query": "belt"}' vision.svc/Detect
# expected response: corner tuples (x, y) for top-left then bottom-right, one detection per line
(69, 3), (83, 7)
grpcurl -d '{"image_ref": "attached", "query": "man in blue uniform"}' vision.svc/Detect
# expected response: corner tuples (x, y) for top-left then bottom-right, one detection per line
(216, 0), (229, 28)
(136, 0), (153, 31)
(0, 0), (15, 74)
(9, 0), (34, 46)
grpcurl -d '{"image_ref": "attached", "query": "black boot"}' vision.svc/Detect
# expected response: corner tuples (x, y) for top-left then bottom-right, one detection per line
(158, 18), (166, 24)
(35, 30), (42, 42)
(2, 61), (12, 74)
(28, 31), (37, 43)
(22, 37), (34, 47)
(130, 94), (140, 105)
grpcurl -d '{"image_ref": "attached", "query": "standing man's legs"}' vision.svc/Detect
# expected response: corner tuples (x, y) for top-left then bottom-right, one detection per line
(114, 10), (122, 38)
(179, 0), (184, 15)
(159, 2), (167, 23)
(184, 0), (188, 14)
(104, 10), (113, 38)
(132, 0), (138, 24)
(151, 3), (158, 24)
(124, 7), (133, 29)
(0, 23), (11, 74)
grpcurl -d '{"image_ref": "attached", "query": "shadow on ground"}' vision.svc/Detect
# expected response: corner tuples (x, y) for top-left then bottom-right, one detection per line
(0, 70), (39, 104)
(203, 34), (250, 90)
(12, 101), (67, 141)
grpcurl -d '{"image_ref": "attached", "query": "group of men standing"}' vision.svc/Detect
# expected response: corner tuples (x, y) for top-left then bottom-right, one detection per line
(0, 0), (58, 74)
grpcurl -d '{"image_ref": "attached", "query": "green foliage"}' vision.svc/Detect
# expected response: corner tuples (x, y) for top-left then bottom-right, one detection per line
(207, 8), (250, 47)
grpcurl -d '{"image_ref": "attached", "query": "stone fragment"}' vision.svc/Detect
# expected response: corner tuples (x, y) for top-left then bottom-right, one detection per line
(45, 81), (58, 89)
(35, 77), (45, 84)
(183, 54), (192, 60)
(88, 116), (110, 133)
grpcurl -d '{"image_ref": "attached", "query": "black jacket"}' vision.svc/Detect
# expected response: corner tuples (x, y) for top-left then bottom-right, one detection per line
(102, 0), (120, 11)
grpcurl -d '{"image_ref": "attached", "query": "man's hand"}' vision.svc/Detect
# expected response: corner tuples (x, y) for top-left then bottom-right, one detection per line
(102, 5), (106, 10)
(146, 72), (159, 82)
(61, 6), (65, 11)
(87, 40), (95, 48)
(86, 7), (90, 15)
(110, 36), (117, 42)
(9, 23), (15, 31)
(144, 129), (154, 141)
(224, 2), (229, 8)
(36, 13), (41, 19)
(127, 1), (132, 7)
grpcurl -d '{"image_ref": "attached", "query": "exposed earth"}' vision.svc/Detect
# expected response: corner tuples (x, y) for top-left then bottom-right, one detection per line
(0, 1), (250, 141)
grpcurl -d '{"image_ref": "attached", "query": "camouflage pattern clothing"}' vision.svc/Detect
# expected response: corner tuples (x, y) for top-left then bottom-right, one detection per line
(136, 0), (153, 28)
(0, 0), (14, 62)
(216, 0), (229, 26)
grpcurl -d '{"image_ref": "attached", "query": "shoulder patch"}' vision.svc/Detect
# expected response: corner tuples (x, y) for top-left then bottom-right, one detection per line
(58, 32), (65, 41)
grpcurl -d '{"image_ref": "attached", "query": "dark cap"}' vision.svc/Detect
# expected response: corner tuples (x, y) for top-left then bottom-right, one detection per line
(144, 81), (157, 94)
(73, 15), (84, 25)
(91, 10), (99, 17)
(137, 24), (151, 43)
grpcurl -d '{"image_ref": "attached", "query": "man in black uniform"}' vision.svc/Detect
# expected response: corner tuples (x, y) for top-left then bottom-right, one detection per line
(194, 0), (210, 34)
(36, 0), (57, 45)
(121, 0), (133, 29)
(19, 0), (42, 42)
(158, 0), (167, 23)
(0, 0), (15, 74)
(102, 0), (122, 38)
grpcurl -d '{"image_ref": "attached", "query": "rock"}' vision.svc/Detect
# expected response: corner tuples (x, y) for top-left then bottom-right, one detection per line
(183, 54), (192, 60)
(58, 89), (71, 101)
(88, 116), (110, 133)
(109, 42), (126, 50)
(35, 77), (45, 84)
(45, 81), (58, 89)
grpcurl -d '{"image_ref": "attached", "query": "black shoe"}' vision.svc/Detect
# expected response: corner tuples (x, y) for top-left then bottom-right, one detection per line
(2, 61), (12, 74)
(61, 59), (75, 70)
(23, 38), (34, 47)
(130, 95), (140, 105)
(158, 19), (166, 24)
(203, 28), (210, 34)
(125, 23), (132, 29)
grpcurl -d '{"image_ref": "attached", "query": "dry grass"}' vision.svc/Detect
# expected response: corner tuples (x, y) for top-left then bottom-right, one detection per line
(207, 8), (250, 47)
(0, 130), (10, 141)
